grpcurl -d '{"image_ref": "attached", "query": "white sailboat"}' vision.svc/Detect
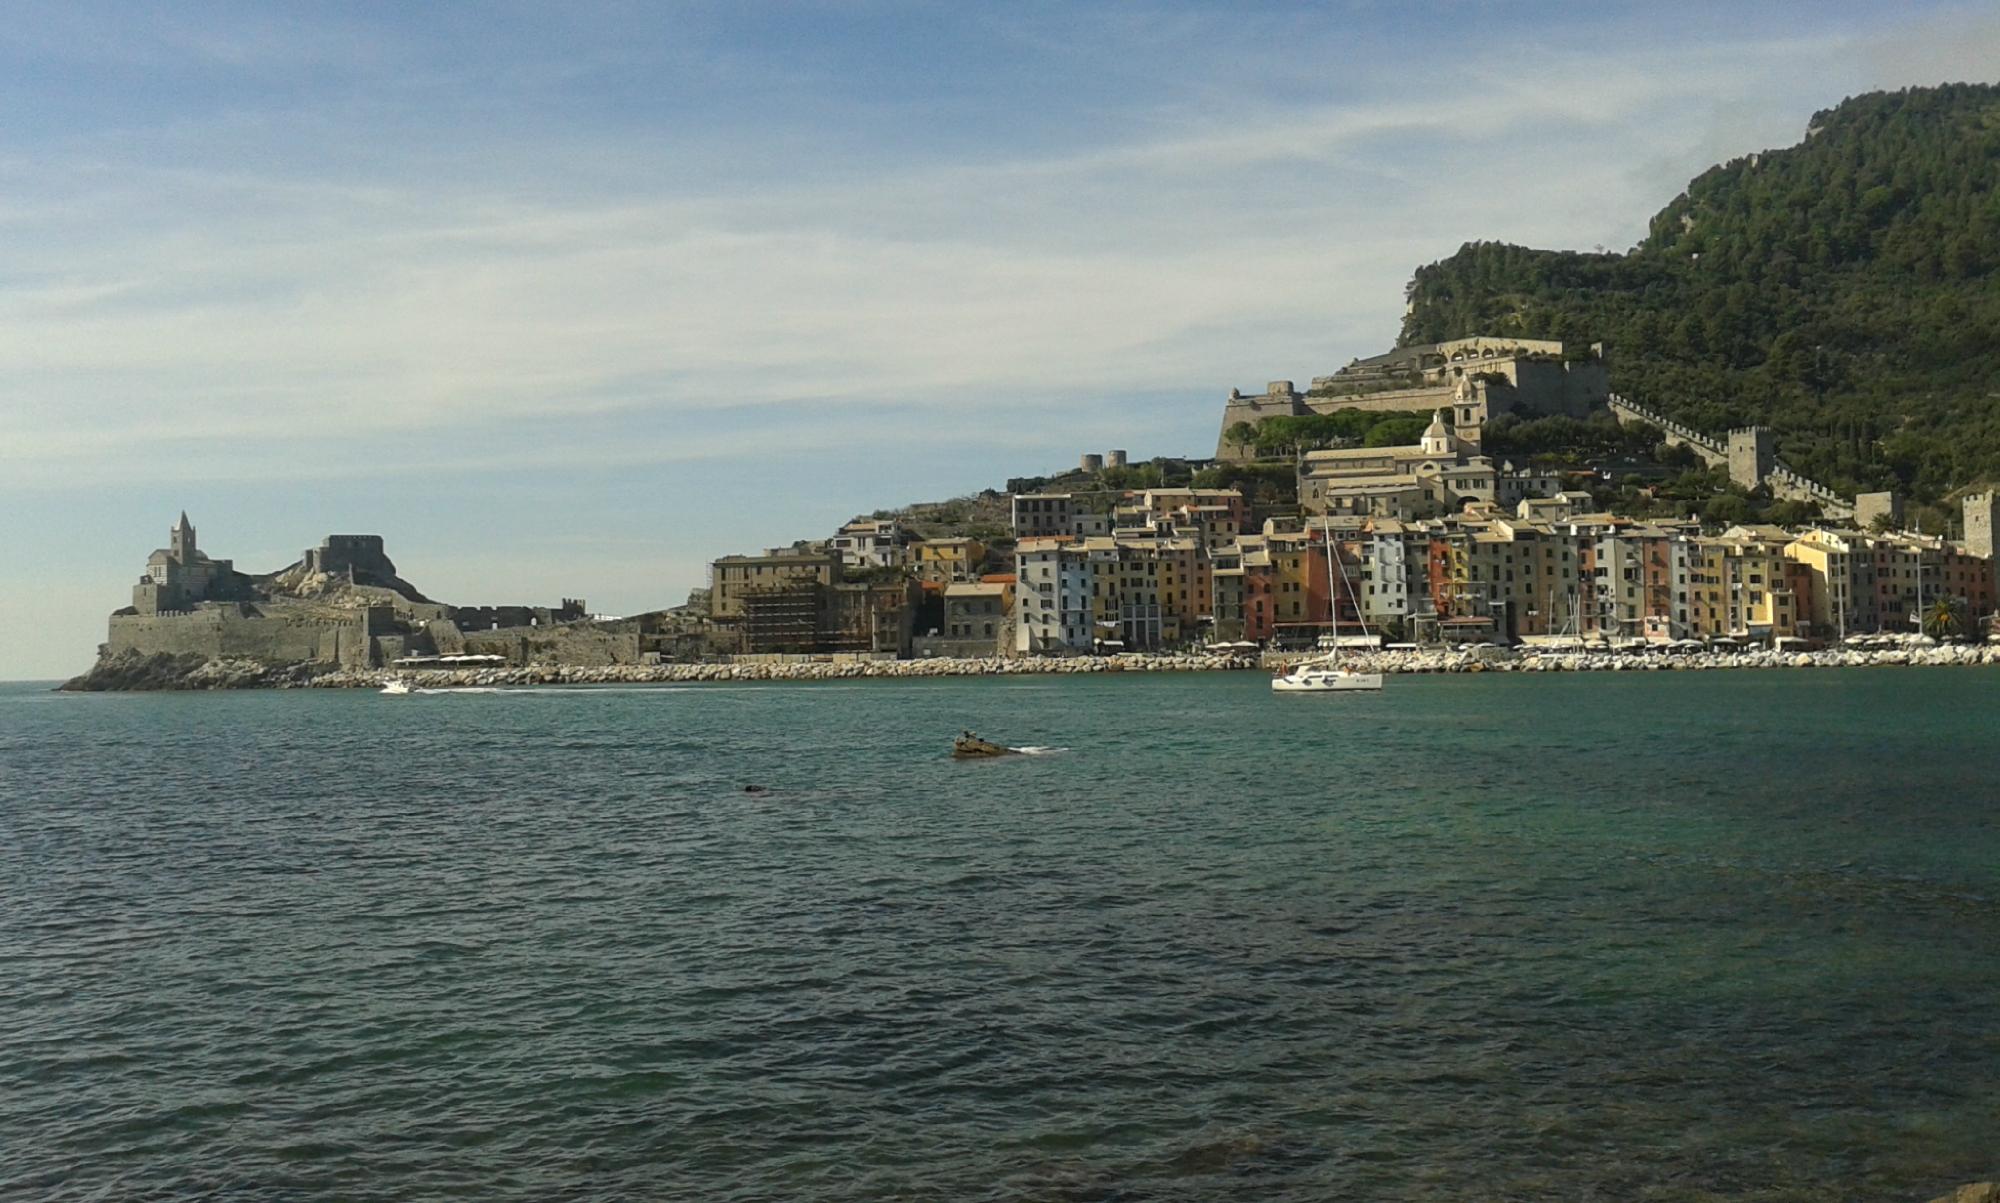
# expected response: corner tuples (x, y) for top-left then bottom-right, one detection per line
(1272, 531), (1384, 693)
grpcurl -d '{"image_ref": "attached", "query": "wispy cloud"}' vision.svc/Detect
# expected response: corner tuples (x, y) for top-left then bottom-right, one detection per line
(1, 19), (1915, 489)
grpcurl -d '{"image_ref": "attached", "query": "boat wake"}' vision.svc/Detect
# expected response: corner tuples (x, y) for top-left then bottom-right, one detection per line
(407, 686), (697, 696)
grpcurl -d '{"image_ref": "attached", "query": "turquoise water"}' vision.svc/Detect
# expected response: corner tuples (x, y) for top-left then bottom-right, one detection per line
(2, 670), (1997, 1200)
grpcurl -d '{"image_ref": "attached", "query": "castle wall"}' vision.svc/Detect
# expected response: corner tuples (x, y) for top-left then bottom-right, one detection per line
(1607, 397), (1730, 469)
(306, 535), (395, 580)
(1303, 384), (1459, 417)
(1853, 492), (1902, 529)
(1609, 398), (1855, 519)
(1221, 342), (1606, 460)
(458, 622), (643, 667)
(1215, 387), (1307, 460)
(1509, 359), (1603, 418)
(107, 607), (367, 665)
(424, 618), (468, 655)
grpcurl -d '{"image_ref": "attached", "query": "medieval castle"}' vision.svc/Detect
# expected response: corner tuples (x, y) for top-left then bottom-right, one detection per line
(103, 515), (631, 670)
(1219, 335), (1882, 523)
(1215, 337), (1609, 461)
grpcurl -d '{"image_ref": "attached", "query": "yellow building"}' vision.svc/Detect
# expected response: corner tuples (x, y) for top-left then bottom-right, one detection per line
(1704, 533), (1799, 637)
(1266, 530), (1317, 628)
(912, 537), (986, 584)
(1155, 537), (1206, 630)
(1785, 529), (1875, 636)
(1079, 538), (1163, 649)
(708, 547), (841, 622)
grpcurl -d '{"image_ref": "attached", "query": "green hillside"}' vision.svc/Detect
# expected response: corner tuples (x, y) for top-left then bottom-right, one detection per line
(1400, 83), (2000, 502)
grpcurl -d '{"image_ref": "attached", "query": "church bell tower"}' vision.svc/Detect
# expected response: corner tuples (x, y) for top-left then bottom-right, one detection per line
(170, 511), (196, 562)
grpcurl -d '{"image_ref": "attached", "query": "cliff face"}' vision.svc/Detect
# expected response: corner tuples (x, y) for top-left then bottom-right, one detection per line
(1399, 83), (2000, 502)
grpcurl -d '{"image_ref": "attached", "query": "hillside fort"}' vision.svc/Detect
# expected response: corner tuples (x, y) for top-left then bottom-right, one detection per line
(1216, 337), (1608, 461)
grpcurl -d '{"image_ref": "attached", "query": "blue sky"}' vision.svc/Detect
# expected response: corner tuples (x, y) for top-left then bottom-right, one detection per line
(2, 1), (1995, 679)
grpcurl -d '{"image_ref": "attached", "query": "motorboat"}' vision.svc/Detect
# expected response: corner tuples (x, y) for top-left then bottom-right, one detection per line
(952, 732), (1016, 758)
(380, 678), (414, 696)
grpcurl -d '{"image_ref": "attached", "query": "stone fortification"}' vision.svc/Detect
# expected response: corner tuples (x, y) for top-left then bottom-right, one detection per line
(458, 620), (644, 667)
(1608, 396), (1857, 519)
(107, 605), (375, 669)
(87, 514), (601, 680)
(1217, 337), (1607, 460)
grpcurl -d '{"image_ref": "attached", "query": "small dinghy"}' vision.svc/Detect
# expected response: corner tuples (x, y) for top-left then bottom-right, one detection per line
(380, 678), (414, 695)
(952, 731), (1016, 759)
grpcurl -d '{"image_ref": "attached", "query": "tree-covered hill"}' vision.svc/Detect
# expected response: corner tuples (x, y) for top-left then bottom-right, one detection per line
(1399, 83), (2000, 503)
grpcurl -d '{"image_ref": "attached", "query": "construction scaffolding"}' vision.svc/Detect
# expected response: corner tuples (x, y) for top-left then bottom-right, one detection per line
(740, 583), (823, 654)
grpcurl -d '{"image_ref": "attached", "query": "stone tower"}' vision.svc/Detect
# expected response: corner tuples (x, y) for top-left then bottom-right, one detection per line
(1726, 427), (1776, 492)
(1854, 492), (1902, 530)
(170, 511), (196, 562)
(1964, 492), (1999, 560)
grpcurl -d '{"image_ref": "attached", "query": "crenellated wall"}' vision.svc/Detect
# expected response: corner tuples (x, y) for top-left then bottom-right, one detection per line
(1608, 395), (1855, 518)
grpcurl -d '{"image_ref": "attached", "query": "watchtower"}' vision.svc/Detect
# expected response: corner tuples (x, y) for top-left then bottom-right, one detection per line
(1726, 427), (1776, 492)
(1964, 492), (1999, 560)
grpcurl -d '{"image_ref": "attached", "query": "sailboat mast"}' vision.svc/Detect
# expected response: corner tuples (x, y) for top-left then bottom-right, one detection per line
(1322, 525), (1340, 667)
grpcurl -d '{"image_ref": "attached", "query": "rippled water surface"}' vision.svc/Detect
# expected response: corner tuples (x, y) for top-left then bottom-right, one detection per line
(3, 670), (1998, 1200)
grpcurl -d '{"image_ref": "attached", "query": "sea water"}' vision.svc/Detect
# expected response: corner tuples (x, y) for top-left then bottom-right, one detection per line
(2, 670), (1996, 1200)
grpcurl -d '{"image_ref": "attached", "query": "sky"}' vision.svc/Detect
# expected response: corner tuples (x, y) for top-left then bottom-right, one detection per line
(2, 0), (1996, 679)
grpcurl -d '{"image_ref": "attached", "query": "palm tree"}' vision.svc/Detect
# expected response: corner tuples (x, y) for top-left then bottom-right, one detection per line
(1921, 595), (1965, 641)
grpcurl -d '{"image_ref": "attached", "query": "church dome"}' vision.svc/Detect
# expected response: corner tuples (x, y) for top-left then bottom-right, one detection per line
(1421, 409), (1455, 455)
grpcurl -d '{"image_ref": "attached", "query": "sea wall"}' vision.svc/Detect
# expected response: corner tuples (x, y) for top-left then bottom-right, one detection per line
(305, 642), (2000, 688)
(68, 642), (2000, 690)
(107, 608), (369, 667)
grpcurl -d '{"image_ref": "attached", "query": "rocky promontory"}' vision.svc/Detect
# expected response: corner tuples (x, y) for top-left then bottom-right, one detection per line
(60, 650), (334, 691)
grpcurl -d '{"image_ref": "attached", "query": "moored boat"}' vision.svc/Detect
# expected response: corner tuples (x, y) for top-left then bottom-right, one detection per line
(1271, 662), (1383, 692)
(952, 731), (1015, 758)
(1272, 527), (1384, 694)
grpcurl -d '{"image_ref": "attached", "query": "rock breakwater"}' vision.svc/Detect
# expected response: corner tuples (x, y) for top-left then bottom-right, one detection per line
(62, 643), (2000, 691)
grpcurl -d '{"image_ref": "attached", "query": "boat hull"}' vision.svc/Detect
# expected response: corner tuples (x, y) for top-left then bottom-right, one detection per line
(1271, 670), (1384, 693)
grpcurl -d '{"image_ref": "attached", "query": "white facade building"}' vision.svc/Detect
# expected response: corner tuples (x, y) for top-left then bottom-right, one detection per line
(1014, 540), (1094, 654)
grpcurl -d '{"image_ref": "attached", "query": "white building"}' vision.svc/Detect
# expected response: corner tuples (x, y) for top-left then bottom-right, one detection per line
(1356, 524), (1411, 628)
(1014, 539), (1094, 653)
(831, 518), (914, 570)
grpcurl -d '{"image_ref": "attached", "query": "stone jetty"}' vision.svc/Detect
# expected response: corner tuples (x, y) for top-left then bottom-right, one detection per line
(293, 641), (2000, 689)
